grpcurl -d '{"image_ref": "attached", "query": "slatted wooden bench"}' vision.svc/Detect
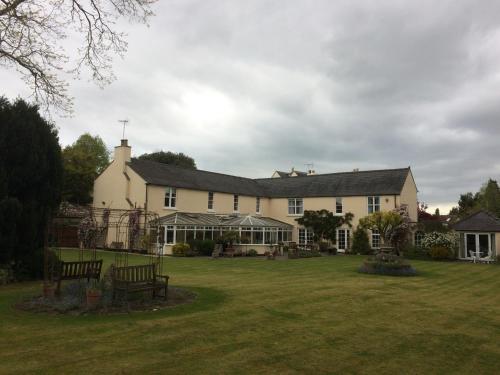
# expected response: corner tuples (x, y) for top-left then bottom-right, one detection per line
(112, 264), (169, 301)
(53, 260), (103, 295)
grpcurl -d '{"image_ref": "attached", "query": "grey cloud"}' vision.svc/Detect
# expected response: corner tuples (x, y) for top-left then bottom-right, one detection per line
(3, 0), (500, 211)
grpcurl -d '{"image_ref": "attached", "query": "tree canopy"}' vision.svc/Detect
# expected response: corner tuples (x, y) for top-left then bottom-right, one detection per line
(295, 209), (353, 244)
(136, 151), (197, 170)
(62, 133), (110, 204)
(0, 97), (63, 278)
(359, 205), (411, 252)
(449, 179), (500, 220)
(0, 0), (156, 112)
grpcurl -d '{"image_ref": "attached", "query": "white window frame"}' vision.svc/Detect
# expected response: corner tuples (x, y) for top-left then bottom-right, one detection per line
(208, 191), (214, 211)
(371, 229), (380, 249)
(414, 231), (424, 248)
(256, 197), (261, 214)
(233, 194), (239, 212)
(335, 197), (343, 214)
(298, 228), (314, 245)
(368, 196), (380, 214)
(164, 187), (177, 208)
(463, 232), (492, 260)
(288, 198), (303, 215)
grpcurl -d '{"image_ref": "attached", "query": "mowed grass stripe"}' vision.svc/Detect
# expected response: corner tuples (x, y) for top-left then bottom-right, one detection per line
(1, 249), (500, 374)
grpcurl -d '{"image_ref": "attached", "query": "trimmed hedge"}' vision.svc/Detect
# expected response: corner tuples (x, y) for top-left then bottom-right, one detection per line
(288, 250), (322, 259)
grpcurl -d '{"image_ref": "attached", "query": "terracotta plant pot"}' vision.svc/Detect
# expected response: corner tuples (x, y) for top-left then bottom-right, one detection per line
(86, 289), (102, 309)
(43, 284), (56, 299)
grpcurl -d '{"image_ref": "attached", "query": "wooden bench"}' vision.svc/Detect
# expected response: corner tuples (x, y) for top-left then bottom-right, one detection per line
(112, 264), (169, 301)
(53, 260), (103, 295)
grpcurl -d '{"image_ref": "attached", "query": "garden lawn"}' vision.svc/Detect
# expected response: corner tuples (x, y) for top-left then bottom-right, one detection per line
(2, 250), (500, 374)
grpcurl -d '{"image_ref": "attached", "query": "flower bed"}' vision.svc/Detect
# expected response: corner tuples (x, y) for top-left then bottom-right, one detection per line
(359, 253), (417, 276)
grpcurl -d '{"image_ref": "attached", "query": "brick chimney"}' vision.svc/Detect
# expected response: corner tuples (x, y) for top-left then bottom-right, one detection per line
(114, 139), (131, 169)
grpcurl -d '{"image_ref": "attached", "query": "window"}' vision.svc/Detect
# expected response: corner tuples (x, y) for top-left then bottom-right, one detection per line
(337, 229), (350, 250)
(371, 229), (380, 249)
(256, 197), (261, 213)
(368, 196), (380, 213)
(233, 195), (239, 212)
(298, 228), (314, 245)
(164, 187), (176, 208)
(208, 192), (214, 210)
(414, 231), (424, 248)
(165, 225), (175, 244)
(336, 197), (343, 214)
(288, 198), (303, 215)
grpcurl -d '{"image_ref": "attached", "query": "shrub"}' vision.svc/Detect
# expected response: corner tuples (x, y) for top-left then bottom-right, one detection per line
(288, 250), (322, 259)
(198, 240), (215, 255)
(359, 253), (417, 276)
(172, 243), (195, 257)
(351, 227), (371, 255)
(429, 245), (453, 260)
(421, 232), (458, 251)
(403, 244), (430, 260)
(247, 249), (258, 257)
(328, 247), (338, 255)
(318, 241), (329, 252)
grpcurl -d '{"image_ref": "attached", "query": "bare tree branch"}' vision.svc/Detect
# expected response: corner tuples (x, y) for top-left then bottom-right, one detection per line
(0, 0), (156, 114)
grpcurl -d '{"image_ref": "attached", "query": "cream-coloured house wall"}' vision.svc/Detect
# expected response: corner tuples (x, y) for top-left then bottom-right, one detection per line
(93, 143), (147, 210)
(496, 233), (500, 256)
(126, 166), (147, 208)
(146, 185), (265, 217)
(399, 170), (418, 222)
(93, 160), (131, 209)
(267, 195), (399, 242)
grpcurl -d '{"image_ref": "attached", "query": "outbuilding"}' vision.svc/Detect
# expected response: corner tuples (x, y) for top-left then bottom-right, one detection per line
(453, 210), (500, 261)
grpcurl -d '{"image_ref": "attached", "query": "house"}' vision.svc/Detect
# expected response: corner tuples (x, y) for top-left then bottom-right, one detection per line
(452, 210), (500, 261)
(93, 140), (418, 254)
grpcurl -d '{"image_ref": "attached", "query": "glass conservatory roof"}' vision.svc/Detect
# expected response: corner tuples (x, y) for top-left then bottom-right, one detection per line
(156, 212), (292, 228)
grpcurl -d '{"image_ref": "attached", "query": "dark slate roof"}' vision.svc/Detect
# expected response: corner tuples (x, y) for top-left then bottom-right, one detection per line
(128, 159), (263, 196)
(452, 211), (500, 232)
(128, 159), (410, 198)
(256, 168), (410, 198)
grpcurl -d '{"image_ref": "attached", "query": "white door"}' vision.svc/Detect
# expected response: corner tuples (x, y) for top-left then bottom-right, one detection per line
(337, 229), (350, 252)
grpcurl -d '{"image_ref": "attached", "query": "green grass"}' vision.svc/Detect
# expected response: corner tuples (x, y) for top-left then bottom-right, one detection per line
(2, 250), (500, 374)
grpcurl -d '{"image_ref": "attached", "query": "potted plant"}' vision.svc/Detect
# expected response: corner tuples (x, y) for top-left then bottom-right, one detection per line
(86, 283), (102, 309)
(220, 231), (240, 255)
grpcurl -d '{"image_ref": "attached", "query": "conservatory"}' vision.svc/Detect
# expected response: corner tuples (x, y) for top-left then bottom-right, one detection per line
(155, 212), (294, 255)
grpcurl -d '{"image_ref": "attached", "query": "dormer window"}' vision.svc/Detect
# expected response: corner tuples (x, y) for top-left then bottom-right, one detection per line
(164, 187), (176, 208)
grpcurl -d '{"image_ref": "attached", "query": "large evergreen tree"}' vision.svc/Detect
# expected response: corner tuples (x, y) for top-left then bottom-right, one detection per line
(62, 133), (109, 204)
(0, 97), (63, 278)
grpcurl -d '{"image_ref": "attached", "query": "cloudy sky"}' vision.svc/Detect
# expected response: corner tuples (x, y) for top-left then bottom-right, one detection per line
(3, 0), (500, 213)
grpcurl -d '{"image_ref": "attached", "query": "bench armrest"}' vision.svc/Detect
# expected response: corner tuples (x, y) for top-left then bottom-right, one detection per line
(156, 275), (169, 282)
